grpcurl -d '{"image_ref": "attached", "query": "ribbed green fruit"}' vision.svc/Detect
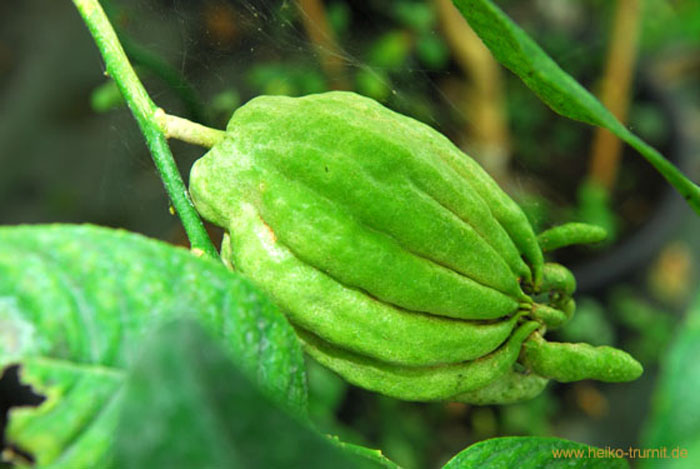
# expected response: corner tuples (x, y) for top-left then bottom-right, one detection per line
(189, 91), (642, 404)
(296, 321), (540, 401)
(191, 92), (533, 320)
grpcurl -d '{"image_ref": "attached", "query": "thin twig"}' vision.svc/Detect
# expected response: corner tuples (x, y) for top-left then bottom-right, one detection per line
(72, 0), (219, 259)
(155, 109), (226, 148)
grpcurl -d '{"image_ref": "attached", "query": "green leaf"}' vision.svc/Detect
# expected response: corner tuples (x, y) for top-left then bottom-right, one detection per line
(442, 436), (629, 468)
(0, 224), (307, 467)
(451, 0), (700, 214)
(641, 291), (700, 468)
(329, 439), (400, 469)
(114, 319), (387, 468)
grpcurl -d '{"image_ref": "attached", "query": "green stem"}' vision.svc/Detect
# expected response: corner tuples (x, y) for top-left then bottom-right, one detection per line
(155, 110), (226, 148)
(72, 0), (219, 259)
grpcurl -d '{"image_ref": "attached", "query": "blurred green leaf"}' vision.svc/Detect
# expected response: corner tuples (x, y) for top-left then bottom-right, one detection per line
(356, 67), (391, 101)
(609, 287), (675, 365)
(629, 102), (669, 146)
(469, 407), (498, 440)
(210, 89), (242, 128)
(576, 180), (618, 243)
(115, 319), (390, 468)
(442, 436), (628, 468)
(0, 224), (306, 467)
(500, 390), (556, 436)
(642, 290), (700, 468)
(90, 80), (125, 113)
(247, 63), (326, 96)
(416, 33), (450, 69)
(451, 0), (700, 213)
(377, 397), (431, 469)
(558, 297), (616, 347)
(210, 89), (240, 115)
(518, 193), (555, 235)
(307, 357), (348, 426)
(642, 0), (700, 50)
(328, 1), (352, 37)
(392, 1), (436, 33)
(367, 30), (413, 69)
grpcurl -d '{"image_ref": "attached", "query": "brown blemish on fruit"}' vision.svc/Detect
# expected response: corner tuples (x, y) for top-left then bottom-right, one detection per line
(259, 216), (277, 243)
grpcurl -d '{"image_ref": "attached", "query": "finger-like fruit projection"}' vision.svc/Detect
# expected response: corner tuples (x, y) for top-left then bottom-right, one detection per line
(189, 91), (642, 403)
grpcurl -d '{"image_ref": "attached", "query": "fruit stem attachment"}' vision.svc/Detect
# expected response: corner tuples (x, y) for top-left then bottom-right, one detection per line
(71, 0), (218, 259)
(154, 109), (226, 148)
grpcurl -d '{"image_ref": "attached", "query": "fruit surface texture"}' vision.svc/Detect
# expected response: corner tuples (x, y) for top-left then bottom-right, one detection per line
(190, 91), (642, 403)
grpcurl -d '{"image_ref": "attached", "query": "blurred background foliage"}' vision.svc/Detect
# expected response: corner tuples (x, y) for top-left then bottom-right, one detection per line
(1, 0), (700, 467)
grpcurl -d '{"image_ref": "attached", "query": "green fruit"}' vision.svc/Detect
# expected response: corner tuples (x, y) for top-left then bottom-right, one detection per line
(450, 370), (549, 405)
(189, 91), (642, 403)
(296, 321), (540, 401)
(537, 222), (608, 252)
(219, 227), (524, 366)
(522, 332), (643, 383)
(530, 303), (568, 330)
(540, 262), (576, 296)
(192, 92), (532, 316)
